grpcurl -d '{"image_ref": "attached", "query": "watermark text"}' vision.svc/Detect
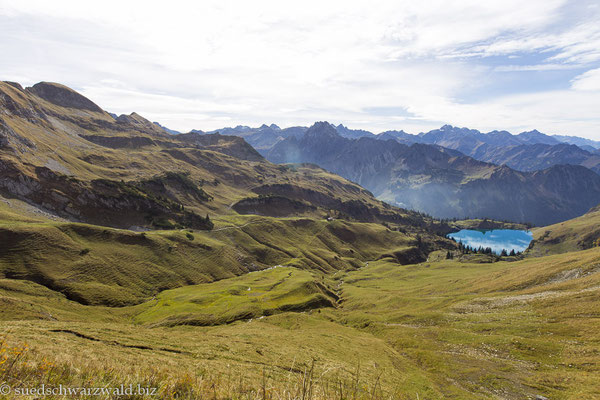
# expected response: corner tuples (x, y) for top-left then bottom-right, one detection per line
(0, 383), (158, 397)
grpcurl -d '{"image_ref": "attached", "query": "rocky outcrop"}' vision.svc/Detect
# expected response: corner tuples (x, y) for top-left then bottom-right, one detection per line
(0, 118), (35, 151)
(0, 83), (47, 123)
(0, 159), (213, 230)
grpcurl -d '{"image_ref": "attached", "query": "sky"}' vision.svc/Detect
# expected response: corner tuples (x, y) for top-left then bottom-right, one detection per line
(1, 0), (600, 138)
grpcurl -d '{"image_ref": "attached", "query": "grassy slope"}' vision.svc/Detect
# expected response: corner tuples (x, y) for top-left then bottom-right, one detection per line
(337, 251), (600, 399)
(133, 266), (338, 326)
(2, 246), (600, 399)
(528, 205), (600, 256)
(0, 211), (416, 306)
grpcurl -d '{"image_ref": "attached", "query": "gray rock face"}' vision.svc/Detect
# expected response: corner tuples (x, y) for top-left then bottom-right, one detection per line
(0, 118), (35, 151)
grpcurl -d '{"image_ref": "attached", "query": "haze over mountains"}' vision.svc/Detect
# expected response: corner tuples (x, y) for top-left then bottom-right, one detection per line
(184, 121), (600, 226)
(201, 121), (600, 172)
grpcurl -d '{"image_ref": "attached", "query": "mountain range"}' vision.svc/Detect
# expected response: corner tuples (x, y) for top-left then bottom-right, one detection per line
(203, 122), (600, 173)
(3, 80), (600, 227)
(0, 81), (450, 235)
(262, 122), (600, 225)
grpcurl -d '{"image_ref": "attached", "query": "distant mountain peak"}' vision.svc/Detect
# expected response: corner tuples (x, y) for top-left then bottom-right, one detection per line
(517, 129), (559, 145)
(153, 121), (180, 135)
(115, 112), (167, 136)
(306, 121), (339, 138)
(334, 123), (374, 139)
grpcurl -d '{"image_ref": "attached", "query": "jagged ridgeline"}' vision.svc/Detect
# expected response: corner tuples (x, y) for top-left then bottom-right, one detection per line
(265, 122), (600, 226)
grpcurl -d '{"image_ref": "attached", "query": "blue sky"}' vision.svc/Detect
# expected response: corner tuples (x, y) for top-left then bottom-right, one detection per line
(1, 0), (599, 138)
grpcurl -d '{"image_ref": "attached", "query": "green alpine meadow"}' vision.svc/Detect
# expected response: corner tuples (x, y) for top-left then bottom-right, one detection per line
(2, 2), (600, 399)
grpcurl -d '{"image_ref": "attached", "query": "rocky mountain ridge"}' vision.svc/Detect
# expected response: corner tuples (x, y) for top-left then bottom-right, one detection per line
(266, 122), (600, 225)
(0, 81), (446, 234)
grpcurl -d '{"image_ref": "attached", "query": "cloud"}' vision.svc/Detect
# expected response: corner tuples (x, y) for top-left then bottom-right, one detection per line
(571, 68), (600, 91)
(494, 64), (581, 72)
(0, 0), (599, 138)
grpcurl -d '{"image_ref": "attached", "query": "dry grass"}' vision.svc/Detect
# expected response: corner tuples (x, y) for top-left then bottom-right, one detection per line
(0, 327), (397, 400)
(3, 247), (600, 398)
(528, 206), (600, 256)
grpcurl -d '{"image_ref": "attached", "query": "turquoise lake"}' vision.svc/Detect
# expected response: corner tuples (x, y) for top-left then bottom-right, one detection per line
(447, 229), (533, 254)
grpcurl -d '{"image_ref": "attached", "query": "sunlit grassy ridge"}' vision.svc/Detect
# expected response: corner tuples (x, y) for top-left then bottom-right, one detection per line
(134, 267), (338, 326)
(528, 204), (600, 256)
(1, 81), (434, 229)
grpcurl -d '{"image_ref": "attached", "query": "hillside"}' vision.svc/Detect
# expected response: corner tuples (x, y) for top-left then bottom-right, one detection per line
(266, 122), (600, 225)
(0, 80), (461, 300)
(0, 81), (446, 232)
(527, 204), (600, 257)
(0, 207), (432, 306)
(2, 241), (600, 398)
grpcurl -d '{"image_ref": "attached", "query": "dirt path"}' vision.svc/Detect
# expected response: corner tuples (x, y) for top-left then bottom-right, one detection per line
(211, 220), (262, 232)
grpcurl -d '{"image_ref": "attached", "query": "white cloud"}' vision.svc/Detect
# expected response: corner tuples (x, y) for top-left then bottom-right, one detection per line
(494, 64), (580, 72)
(571, 68), (600, 91)
(1, 0), (599, 138)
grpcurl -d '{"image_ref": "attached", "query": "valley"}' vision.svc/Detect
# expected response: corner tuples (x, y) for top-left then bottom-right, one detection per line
(4, 0), (600, 398)
(2, 246), (600, 399)
(1, 80), (600, 399)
